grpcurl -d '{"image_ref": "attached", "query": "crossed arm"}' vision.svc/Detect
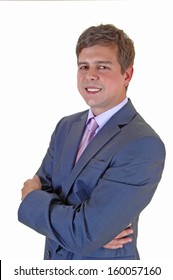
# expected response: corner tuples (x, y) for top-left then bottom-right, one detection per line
(21, 175), (133, 250)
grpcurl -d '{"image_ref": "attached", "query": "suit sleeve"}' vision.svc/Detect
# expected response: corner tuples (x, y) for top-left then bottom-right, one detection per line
(18, 135), (166, 256)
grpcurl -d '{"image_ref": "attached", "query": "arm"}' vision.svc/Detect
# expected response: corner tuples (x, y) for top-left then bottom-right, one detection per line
(18, 137), (165, 255)
(21, 175), (133, 249)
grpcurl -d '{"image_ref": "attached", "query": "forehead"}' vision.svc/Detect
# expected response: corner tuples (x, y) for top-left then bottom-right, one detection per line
(78, 44), (118, 63)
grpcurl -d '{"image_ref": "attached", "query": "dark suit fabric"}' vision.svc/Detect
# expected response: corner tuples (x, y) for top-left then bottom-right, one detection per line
(18, 99), (166, 259)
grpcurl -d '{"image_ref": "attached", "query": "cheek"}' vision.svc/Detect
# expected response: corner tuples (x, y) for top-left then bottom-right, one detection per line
(77, 77), (85, 95)
(100, 74), (116, 85)
(77, 75), (81, 89)
(105, 76), (123, 89)
(77, 73), (83, 86)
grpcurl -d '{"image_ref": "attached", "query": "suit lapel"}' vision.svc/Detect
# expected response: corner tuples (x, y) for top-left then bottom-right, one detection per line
(62, 115), (121, 200)
(62, 99), (137, 200)
(60, 113), (88, 180)
(76, 116), (121, 166)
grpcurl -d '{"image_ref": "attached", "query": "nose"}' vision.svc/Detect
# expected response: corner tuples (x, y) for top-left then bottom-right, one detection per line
(86, 68), (99, 81)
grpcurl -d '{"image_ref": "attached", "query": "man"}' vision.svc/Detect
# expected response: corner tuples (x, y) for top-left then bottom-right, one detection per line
(18, 24), (166, 259)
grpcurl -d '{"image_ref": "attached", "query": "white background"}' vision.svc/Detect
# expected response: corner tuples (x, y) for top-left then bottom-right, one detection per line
(0, 0), (172, 261)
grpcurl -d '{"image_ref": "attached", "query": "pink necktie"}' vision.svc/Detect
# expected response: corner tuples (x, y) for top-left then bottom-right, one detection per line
(76, 117), (99, 162)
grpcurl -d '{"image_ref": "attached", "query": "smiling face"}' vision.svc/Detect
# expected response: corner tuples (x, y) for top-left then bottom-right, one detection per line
(77, 44), (133, 116)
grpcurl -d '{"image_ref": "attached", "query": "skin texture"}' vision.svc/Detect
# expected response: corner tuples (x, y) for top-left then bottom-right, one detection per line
(77, 44), (133, 116)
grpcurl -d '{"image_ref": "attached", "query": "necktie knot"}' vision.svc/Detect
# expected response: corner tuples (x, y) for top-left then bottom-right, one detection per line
(88, 117), (98, 132)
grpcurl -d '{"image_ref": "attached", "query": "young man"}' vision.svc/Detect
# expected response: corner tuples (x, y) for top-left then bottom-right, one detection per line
(18, 24), (166, 259)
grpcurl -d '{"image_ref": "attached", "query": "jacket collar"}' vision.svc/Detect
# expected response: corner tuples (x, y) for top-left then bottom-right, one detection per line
(61, 99), (137, 200)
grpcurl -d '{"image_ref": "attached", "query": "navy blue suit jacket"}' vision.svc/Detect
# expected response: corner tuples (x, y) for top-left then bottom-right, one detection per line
(18, 99), (166, 259)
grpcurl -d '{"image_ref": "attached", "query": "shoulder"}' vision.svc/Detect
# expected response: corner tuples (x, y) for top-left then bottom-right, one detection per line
(62, 110), (89, 123)
(52, 109), (88, 134)
(123, 99), (163, 140)
(116, 99), (166, 155)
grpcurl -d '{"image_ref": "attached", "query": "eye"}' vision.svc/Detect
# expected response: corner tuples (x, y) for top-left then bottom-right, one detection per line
(98, 65), (109, 70)
(78, 65), (88, 70)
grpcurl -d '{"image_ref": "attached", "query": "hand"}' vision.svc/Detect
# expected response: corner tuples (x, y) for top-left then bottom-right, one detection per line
(21, 175), (42, 201)
(103, 225), (133, 249)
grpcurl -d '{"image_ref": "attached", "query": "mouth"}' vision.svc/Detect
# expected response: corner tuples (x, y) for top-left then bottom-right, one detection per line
(85, 87), (102, 94)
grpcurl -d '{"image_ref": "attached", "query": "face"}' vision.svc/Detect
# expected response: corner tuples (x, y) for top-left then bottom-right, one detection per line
(77, 44), (133, 116)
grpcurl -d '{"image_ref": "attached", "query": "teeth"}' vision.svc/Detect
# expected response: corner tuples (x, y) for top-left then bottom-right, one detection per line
(86, 88), (101, 92)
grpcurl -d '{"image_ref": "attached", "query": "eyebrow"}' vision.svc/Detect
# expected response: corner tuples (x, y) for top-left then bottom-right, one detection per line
(77, 60), (112, 66)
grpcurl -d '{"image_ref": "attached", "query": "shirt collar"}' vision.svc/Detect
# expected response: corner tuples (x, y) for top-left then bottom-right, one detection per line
(87, 97), (128, 129)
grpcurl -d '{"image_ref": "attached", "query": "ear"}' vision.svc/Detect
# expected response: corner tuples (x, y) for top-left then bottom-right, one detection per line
(124, 66), (134, 87)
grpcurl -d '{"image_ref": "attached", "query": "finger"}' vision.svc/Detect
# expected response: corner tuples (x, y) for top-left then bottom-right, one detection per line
(115, 228), (133, 239)
(32, 175), (42, 188)
(103, 244), (123, 249)
(33, 174), (40, 182)
(103, 237), (132, 249)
